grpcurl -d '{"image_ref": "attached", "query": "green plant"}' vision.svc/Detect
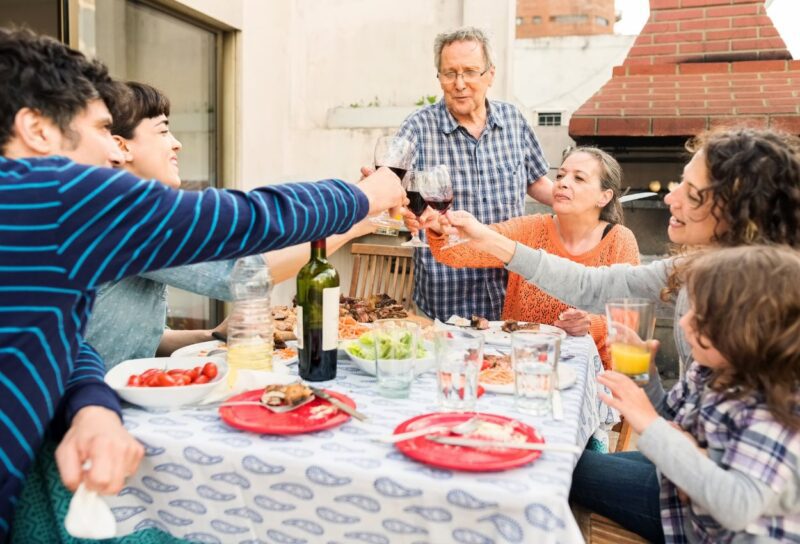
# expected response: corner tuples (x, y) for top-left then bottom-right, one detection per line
(415, 94), (438, 106)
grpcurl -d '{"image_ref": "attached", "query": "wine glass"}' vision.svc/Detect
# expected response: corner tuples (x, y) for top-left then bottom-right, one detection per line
(371, 136), (414, 229)
(400, 171), (429, 248)
(417, 165), (467, 249)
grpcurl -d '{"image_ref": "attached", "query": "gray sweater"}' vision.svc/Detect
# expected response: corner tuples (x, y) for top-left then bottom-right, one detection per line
(505, 244), (795, 542)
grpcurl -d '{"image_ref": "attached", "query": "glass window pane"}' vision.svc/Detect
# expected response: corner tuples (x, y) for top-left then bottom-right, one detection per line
(78, 0), (220, 330)
(0, 0), (60, 38)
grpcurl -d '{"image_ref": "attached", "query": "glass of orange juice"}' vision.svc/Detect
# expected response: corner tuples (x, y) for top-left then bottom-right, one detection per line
(605, 298), (656, 385)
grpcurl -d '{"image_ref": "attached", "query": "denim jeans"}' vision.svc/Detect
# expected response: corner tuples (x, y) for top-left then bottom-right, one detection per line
(569, 450), (665, 543)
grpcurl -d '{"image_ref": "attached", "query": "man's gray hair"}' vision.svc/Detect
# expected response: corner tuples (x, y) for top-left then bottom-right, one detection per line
(433, 26), (493, 72)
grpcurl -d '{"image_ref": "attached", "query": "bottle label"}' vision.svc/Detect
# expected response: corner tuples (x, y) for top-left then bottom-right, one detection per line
(322, 286), (340, 351)
(296, 306), (303, 350)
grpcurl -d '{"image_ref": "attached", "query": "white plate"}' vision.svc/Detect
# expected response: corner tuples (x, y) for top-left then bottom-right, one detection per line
(171, 340), (225, 358)
(105, 356), (228, 408)
(171, 340), (298, 366)
(480, 365), (577, 395)
(341, 340), (435, 376)
(481, 321), (567, 345)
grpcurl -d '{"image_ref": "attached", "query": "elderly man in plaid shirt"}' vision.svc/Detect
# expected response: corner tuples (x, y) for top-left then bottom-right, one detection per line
(397, 26), (553, 321)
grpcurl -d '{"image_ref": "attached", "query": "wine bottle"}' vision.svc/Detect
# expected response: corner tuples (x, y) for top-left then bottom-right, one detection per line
(296, 239), (340, 381)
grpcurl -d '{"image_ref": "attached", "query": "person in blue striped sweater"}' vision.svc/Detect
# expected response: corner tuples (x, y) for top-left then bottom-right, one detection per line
(0, 27), (404, 540)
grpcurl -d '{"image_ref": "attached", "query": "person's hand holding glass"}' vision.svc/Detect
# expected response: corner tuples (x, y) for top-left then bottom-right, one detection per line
(371, 136), (414, 229)
(605, 298), (656, 385)
(417, 165), (468, 249)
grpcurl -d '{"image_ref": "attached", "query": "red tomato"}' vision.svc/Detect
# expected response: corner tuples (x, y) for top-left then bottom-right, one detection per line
(127, 375), (142, 387)
(477, 385), (485, 398)
(480, 360), (491, 371)
(156, 373), (178, 387)
(175, 374), (192, 386)
(145, 372), (163, 387)
(186, 367), (201, 381)
(201, 362), (218, 380)
(167, 369), (186, 377)
(193, 374), (210, 385)
(140, 368), (159, 380)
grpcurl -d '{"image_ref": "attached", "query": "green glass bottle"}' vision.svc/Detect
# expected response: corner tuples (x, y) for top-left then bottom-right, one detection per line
(296, 239), (340, 381)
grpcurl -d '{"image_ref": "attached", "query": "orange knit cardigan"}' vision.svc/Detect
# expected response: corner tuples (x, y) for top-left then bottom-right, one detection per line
(429, 214), (641, 368)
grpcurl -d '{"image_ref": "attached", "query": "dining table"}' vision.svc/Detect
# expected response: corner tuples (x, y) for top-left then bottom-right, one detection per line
(107, 333), (617, 544)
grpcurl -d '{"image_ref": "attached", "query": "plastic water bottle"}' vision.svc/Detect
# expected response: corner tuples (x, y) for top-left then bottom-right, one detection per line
(227, 256), (273, 385)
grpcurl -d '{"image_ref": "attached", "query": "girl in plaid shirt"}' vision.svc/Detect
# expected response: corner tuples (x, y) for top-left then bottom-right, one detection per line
(589, 245), (800, 543)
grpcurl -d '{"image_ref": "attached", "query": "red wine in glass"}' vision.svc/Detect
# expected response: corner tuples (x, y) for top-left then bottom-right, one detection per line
(406, 191), (428, 217)
(383, 166), (407, 180)
(426, 198), (453, 213)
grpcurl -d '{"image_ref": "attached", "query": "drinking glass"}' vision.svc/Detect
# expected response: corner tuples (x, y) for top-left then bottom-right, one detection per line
(372, 136), (414, 229)
(434, 329), (484, 411)
(374, 319), (419, 398)
(417, 165), (468, 249)
(400, 171), (429, 248)
(605, 298), (656, 386)
(512, 332), (559, 416)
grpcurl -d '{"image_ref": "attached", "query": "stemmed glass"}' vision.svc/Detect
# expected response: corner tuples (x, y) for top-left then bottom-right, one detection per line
(417, 165), (468, 249)
(400, 171), (429, 248)
(371, 136), (414, 228)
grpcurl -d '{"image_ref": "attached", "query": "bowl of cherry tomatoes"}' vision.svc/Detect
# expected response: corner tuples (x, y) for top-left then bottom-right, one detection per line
(105, 356), (228, 408)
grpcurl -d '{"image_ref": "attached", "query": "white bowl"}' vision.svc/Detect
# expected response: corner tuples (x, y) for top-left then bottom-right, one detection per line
(105, 356), (228, 409)
(342, 341), (435, 376)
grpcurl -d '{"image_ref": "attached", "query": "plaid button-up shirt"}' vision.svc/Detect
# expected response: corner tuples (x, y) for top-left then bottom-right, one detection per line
(661, 364), (800, 543)
(396, 99), (549, 321)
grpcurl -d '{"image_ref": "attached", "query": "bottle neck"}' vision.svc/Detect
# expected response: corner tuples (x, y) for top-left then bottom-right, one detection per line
(311, 239), (327, 259)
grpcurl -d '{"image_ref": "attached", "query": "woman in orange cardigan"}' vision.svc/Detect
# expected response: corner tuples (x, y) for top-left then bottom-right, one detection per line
(427, 147), (640, 368)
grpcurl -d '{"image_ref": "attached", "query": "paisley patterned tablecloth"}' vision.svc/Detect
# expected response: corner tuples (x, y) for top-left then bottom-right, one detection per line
(109, 335), (614, 544)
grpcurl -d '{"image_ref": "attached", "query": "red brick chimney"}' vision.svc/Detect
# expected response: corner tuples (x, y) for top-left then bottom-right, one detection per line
(569, 0), (800, 137)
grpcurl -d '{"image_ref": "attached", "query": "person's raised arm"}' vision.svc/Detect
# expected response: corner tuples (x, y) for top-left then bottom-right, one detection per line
(54, 163), (404, 289)
(527, 175), (554, 206)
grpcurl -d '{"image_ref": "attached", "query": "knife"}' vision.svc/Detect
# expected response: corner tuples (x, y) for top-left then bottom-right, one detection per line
(309, 386), (368, 422)
(428, 435), (582, 454)
(619, 191), (657, 203)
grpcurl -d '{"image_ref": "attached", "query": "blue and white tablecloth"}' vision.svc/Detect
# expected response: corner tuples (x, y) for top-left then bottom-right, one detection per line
(109, 335), (614, 544)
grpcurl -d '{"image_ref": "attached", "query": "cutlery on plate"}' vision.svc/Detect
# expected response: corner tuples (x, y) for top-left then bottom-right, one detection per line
(427, 435), (582, 454)
(308, 386), (368, 422)
(374, 416), (481, 443)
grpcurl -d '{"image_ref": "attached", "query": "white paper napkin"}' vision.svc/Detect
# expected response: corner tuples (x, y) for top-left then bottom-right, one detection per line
(64, 483), (116, 539)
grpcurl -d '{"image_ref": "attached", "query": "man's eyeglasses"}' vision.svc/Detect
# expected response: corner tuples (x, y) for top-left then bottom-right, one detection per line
(437, 66), (491, 84)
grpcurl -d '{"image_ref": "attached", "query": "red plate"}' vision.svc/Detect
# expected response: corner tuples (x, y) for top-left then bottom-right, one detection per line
(219, 388), (354, 434)
(393, 412), (544, 472)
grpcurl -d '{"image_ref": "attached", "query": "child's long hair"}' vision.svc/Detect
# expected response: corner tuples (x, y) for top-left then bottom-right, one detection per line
(685, 245), (800, 431)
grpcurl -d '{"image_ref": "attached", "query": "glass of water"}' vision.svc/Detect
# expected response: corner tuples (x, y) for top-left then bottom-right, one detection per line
(434, 329), (484, 411)
(374, 319), (419, 398)
(512, 331), (559, 416)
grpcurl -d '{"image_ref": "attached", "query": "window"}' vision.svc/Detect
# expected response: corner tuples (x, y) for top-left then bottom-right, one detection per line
(532, 16), (542, 24)
(595, 16), (610, 27)
(538, 112), (562, 126)
(77, 0), (223, 330)
(551, 14), (589, 25)
(516, 16), (523, 26)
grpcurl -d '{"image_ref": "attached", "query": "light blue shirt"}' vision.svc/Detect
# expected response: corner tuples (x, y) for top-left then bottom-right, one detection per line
(85, 256), (264, 369)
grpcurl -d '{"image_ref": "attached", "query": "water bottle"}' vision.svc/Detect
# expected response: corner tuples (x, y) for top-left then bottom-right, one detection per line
(227, 256), (273, 384)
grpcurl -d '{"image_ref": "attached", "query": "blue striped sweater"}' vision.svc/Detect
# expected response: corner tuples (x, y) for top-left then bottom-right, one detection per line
(0, 155), (369, 539)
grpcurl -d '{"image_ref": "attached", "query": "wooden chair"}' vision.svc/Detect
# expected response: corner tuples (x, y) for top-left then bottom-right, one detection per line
(575, 418), (648, 543)
(348, 243), (414, 308)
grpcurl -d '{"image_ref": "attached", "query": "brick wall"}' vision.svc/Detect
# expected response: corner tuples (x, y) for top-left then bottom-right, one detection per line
(516, 0), (615, 39)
